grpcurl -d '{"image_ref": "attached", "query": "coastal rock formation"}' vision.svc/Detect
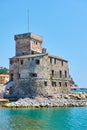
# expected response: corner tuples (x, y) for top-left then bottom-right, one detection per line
(4, 92), (87, 108)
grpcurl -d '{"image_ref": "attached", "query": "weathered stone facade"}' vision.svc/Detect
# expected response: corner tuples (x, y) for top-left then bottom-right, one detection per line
(9, 33), (70, 98)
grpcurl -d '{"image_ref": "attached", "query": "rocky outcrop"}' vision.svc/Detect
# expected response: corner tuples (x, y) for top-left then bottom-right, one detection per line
(4, 92), (87, 108)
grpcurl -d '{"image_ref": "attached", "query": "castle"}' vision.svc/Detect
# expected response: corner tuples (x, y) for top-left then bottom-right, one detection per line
(9, 33), (70, 98)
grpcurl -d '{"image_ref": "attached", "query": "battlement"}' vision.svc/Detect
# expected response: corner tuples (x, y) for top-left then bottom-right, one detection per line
(14, 33), (43, 42)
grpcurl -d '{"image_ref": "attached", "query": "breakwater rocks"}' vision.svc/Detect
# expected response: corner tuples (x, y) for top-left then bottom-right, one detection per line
(4, 92), (87, 108)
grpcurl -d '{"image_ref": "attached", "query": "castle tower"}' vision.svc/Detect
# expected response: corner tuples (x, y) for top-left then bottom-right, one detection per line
(14, 33), (43, 56)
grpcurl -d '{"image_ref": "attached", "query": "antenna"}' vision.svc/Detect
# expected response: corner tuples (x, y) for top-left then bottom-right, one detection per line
(27, 9), (29, 32)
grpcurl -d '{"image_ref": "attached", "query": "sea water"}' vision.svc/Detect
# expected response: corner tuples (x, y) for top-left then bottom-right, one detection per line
(72, 89), (87, 93)
(0, 107), (87, 130)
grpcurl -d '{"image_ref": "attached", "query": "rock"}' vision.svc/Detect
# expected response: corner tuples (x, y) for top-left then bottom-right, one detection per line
(4, 93), (87, 108)
(64, 94), (69, 99)
(79, 93), (86, 100)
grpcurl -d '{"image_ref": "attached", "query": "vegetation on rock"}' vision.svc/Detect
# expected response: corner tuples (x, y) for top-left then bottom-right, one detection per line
(0, 67), (8, 74)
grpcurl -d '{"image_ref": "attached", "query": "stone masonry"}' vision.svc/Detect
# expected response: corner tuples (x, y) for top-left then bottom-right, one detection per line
(9, 33), (70, 98)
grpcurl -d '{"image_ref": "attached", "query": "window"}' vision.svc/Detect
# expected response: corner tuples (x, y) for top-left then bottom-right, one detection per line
(59, 82), (61, 87)
(52, 81), (56, 87)
(61, 61), (63, 66)
(44, 81), (47, 86)
(29, 73), (37, 77)
(22, 52), (25, 55)
(52, 70), (54, 76)
(10, 60), (13, 64)
(59, 70), (62, 78)
(50, 58), (52, 63)
(31, 51), (34, 54)
(65, 71), (67, 78)
(36, 59), (40, 64)
(10, 74), (13, 81)
(20, 60), (23, 65)
(54, 59), (56, 64)
(65, 82), (67, 87)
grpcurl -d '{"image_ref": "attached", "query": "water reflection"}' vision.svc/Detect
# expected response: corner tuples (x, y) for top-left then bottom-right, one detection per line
(0, 107), (87, 130)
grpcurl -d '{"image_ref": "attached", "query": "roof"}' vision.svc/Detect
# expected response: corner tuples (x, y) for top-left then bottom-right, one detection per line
(11, 53), (48, 59)
(10, 53), (68, 62)
(48, 54), (68, 62)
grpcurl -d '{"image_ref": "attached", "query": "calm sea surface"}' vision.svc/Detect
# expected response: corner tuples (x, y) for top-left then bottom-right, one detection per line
(72, 89), (87, 93)
(0, 107), (87, 130)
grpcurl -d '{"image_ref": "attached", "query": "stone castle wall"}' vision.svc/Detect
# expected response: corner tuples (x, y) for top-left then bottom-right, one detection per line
(8, 32), (70, 98)
(9, 54), (70, 98)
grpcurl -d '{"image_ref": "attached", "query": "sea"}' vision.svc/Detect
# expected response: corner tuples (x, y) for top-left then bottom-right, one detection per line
(0, 89), (87, 130)
(0, 107), (87, 130)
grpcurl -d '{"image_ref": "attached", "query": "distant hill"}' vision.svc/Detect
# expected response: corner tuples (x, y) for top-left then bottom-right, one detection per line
(0, 67), (9, 74)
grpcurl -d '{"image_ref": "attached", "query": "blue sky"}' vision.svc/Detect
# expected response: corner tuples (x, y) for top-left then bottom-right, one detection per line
(0, 0), (87, 88)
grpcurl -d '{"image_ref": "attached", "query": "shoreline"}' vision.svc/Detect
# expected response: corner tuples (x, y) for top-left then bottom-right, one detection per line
(3, 92), (87, 108)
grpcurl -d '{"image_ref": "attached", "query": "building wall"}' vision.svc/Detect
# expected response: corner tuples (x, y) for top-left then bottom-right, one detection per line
(9, 54), (70, 97)
(9, 32), (70, 98)
(15, 33), (43, 56)
(0, 74), (9, 85)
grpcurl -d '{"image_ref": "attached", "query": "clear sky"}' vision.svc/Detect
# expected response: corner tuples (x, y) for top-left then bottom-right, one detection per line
(0, 0), (87, 88)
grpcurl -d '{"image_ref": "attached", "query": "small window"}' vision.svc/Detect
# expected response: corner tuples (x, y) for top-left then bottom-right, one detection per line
(50, 58), (52, 63)
(31, 51), (34, 54)
(65, 71), (67, 78)
(65, 82), (67, 87)
(44, 81), (47, 86)
(29, 73), (37, 77)
(59, 82), (61, 87)
(10, 74), (13, 81)
(36, 59), (40, 64)
(61, 61), (63, 66)
(52, 70), (54, 76)
(10, 60), (13, 64)
(54, 59), (56, 64)
(59, 70), (62, 78)
(52, 81), (56, 87)
(20, 60), (23, 65)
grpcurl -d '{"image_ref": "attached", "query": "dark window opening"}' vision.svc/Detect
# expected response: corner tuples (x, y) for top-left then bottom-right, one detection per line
(10, 60), (13, 65)
(54, 59), (56, 64)
(50, 58), (52, 63)
(59, 82), (61, 87)
(29, 73), (37, 77)
(22, 52), (25, 55)
(65, 71), (67, 78)
(20, 60), (23, 65)
(31, 51), (34, 54)
(65, 82), (67, 87)
(36, 59), (40, 64)
(61, 61), (63, 66)
(52, 81), (56, 87)
(59, 70), (62, 78)
(10, 74), (13, 81)
(52, 70), (54, 76)
(44, 81), (47, 86)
